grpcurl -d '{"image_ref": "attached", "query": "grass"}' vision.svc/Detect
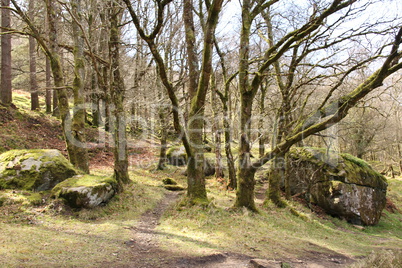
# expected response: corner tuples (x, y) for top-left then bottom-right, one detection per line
(1, 91), (402, 266)
(1, 159), (401, 266)
(0, 168), (166, 267)
(156, 176), (402, 263)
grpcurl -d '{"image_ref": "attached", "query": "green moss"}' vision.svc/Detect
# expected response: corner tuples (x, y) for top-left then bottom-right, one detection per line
(289, 147), (387, 189)
(162, 178), (178, 185)
(52, 174), (117, 197)
(166, 146), (186, 158)
(164, 184), (185, 191)
(0, 149), (78, 191)
(0, 196), (5, 206)
(341, 153), (370, 169)
(26, 192), (44, 206)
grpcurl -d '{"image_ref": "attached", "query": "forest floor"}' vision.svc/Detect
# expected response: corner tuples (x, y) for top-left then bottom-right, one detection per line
(124, 187), (355, 268)
(1, 91), (402, 267)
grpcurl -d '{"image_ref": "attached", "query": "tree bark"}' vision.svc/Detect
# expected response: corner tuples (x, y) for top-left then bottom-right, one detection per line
(45, 57), (52, 113)
(70, 0), (90, 173)
(28, 0), (39, 111)
(109, 0), (130, 190)
(1, 0), (12, 106)
(235, 0), (258, 210)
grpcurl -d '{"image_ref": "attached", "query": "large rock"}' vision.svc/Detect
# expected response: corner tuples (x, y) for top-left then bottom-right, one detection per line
(182, 158), (216, 177)
(166, 146), (187, 166)
(0, 149), (78, 191)
(52, 175), (117, 208)
(285, 147), (387, 225)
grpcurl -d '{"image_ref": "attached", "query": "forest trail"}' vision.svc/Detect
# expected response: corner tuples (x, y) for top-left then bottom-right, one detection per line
(125, 190), (251, 267)
(124, 190), (354, 268)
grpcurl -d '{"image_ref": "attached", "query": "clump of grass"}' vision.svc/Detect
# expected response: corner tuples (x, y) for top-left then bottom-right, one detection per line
(350, 249), (402, 268)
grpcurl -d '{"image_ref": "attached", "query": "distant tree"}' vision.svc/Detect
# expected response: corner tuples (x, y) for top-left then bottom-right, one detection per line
(28, 0), (39, 111)
(1, 0), (12, 106)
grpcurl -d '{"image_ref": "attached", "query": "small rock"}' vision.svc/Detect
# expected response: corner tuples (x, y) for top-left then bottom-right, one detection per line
(249, 259), (282, 268)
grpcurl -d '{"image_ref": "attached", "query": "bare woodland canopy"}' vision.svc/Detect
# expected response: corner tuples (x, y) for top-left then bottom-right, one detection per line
(1, 0), (402, 209)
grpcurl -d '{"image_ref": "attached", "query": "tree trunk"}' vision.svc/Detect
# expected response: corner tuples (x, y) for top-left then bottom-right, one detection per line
(214, 40), (237, 190)
(224, 106), (237, 189)
(156, 109), (168, 170)
(183, 0), (199, 100)
(109, 0), (130, 190)
(157, 80), (168, 170)
(46, 0), (74, 160)
(1, 0), (12, 106)
(234, 0), (257, 210)
(28, 0), (39, 111)
(211, 76), (224, 179)
(258, 84), (267, 158)
(70, 0), (90, 173)
(29, 35), (39, 110)
(235, 91), (257, 211)
(99, 11), (110, 132)
(45, 57), (52, 113)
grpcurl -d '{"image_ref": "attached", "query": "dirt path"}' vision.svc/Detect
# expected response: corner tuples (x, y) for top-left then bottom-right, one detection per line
(124, 191), (251, 267)
(124, 189), (354, 268)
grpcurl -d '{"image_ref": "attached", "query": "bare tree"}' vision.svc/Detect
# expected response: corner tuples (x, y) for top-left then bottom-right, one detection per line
(123, 0), (224, 203)
(234, 0), (402, 210)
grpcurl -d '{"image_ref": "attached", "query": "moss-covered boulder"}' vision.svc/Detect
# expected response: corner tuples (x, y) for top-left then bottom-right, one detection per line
(0, 149), (78, 191)
(162, 177), (185, 191)
(285, 147), (387, 225)
(52, 175), (117, 208)
(166, 146), (187, 166)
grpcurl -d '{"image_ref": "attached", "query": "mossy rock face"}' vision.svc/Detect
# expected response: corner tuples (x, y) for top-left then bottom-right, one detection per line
(285, 147), (387, 225)
(182, 158), (216, 177)
(0, 149), (78, 191)
(162, 178), (178, 185)
(162, 177), (184, 191)
(166, 146), (187, 166)
(53, 175), (117, 209)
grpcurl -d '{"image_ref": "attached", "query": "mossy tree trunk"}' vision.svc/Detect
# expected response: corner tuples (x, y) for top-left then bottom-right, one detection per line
(234, 0), (259, 211)
(234, 0), (372, 210)
(214, 41), (237, 190)
(123, 0), (223, 204)
(44, 0), (77, 169)
(70, 0), (90, 173)
(12, 0), (93, 173)
(109, 0), (130, 190)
